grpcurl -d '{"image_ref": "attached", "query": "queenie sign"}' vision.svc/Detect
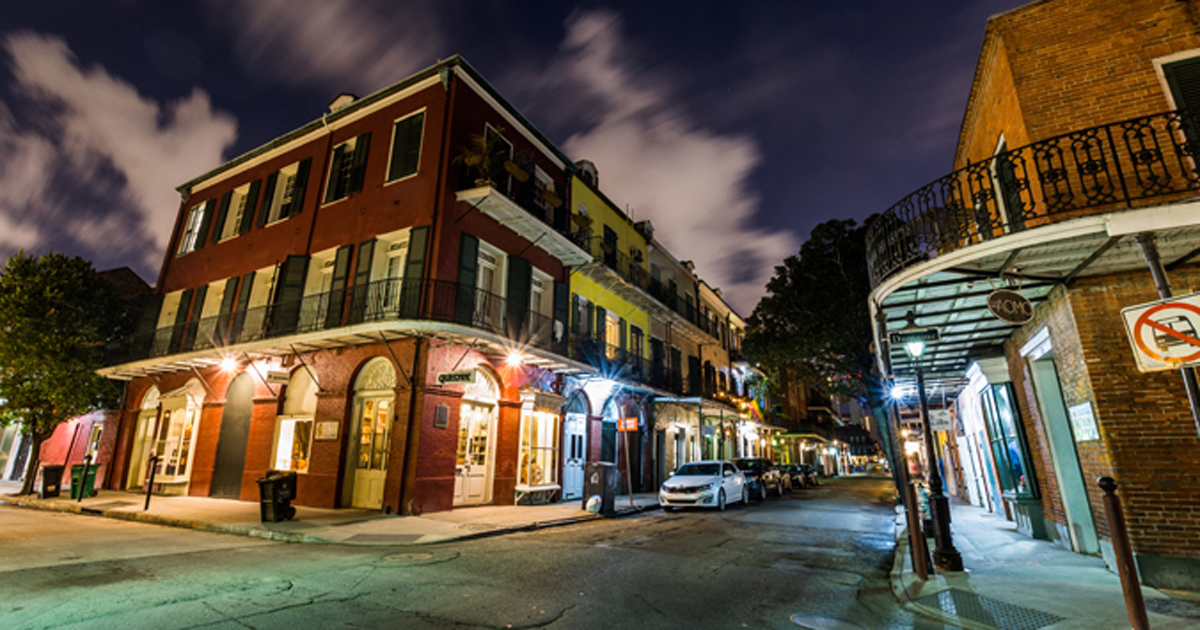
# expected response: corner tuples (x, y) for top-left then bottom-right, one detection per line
(987, 289), (1034, 324)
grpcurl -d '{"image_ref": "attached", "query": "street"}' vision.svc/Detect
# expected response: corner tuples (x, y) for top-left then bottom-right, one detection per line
(0, 476), (945, 629)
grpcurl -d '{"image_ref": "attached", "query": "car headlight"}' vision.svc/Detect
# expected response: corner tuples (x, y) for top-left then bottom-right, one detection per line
(700, 482), (716, 491)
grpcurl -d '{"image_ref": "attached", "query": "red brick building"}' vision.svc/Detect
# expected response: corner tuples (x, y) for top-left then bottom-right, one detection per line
(869, 0), (1200, 590)
(96, 57), (756, 516)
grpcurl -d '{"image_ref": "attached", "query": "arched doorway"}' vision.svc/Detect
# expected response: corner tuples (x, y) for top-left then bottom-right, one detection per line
(272, 369), (318, 473)
(454, 368), (499, 506)
(344, 358), (396, 509)
(211, 372), (255, 498)
(560, 392), (589, 500)
(126, 386), (160, 489)
(153, 378), (205, 494)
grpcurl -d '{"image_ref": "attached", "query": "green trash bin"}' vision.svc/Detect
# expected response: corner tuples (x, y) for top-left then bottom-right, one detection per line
(70, 464), (98, 500)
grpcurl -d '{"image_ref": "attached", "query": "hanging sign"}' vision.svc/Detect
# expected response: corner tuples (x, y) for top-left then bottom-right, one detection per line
(265, 370), (291, 385)
(1120, 291), (1200, 372)
(928, 409), (952, 432)
(437, 370), (475, 385)
(987, 289), (1034, 324)
(889, 327), (940, 345)
(618, 417), (638, 432)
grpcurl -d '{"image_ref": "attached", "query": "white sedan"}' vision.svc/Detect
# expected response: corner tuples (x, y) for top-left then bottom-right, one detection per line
(659, 460), (748, 511)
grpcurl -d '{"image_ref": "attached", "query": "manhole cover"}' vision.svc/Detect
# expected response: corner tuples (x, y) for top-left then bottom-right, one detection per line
(383, 553), (433, 562)
(790, 614), (866, 630)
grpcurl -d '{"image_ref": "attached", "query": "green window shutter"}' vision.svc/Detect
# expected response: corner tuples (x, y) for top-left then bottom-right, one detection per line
(571, 294), (581, 334)
(594, 306), (606, 344)
(287, 158), (312, 217)
(194, 200), (215, 250)
(170, 287), (194, 352)
(619, 317), (627, 352)
(400, 226), (429, 317)
(505, 257), (532, 340)
(211, 191), (232, 244)
(553, 280), (569, 344)
(388, 112), (425, 181)
(584, 302), (594, 339)
(348, 238), (376, 324)
(455, 233), (479, 326)
(239, 179), (261, 235)
(324, 145), (348, 204)
(217, 276), (240, 346)
(236, 272), (255, 312)
(347, 132), (372, 196)
(258, 172), (278, 227)
(325, 245), (352, 328)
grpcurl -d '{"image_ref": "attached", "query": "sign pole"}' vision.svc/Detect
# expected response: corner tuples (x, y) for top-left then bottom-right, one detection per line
(1135, 232), (1200, 434)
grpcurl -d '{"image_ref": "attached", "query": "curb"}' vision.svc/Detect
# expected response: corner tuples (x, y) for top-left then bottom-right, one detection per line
(2, 494), (663, 547)
(890, 518), (994, 630)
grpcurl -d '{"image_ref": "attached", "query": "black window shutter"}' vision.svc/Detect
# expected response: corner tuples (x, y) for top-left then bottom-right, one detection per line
(455, 233), (479, 325)
(347, 132), (372, 196)
(239, 179), (261, 235)
(236, 272), (255, 312)
(324, 145), (347, 204)
(388, 112), (425, 181)
(272, 255), (310, 335)
(258, 171), (279, 227)
(1165, 57), (1200, 111)
(553, 280), (569, 344)
(619, 317), (627, 352)
(325, 245), (352, 328)
(184, 285), (207, 351)
(348, 238), (376, 324)
(211, 191), (232, 244)
(594, 306), (606, 344)
(194, 200), (215, 250)
(217, 276), (240, 346)
(400, 226), (429, 317)
(505, 257), (532, 340)
(288, 158), (312, 217)
(584, 302), (594, 339)
(170, 288), (194, 353)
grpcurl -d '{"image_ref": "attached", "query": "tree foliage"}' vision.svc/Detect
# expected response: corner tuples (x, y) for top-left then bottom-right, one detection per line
(745, 218), (875, 399)
(0, 252), (130, 494)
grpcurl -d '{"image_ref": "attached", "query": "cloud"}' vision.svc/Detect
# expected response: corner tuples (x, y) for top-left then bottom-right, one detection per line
(540, 11), (799, 315)
(0, 31), (237, 274)
(215, 0), (443, 94)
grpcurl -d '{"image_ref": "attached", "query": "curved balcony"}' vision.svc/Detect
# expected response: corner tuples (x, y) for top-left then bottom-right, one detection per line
(867, 108), (1200, 288)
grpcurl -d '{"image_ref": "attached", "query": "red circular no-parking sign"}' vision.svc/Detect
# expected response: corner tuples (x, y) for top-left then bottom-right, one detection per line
(1132, 302), (1200, 364)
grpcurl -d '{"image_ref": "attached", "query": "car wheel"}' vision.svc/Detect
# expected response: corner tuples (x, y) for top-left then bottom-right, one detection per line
(717, 489), (726, 511)
(741, 486), (749, 504)
(758, 484), (767, 501)
(663, 505), (676, 512)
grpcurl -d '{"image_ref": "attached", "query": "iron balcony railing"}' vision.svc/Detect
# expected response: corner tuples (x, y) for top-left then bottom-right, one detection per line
(866, 108), (1200, 287)
(647, 277), (698, 325)
(585, 236), (649, 291)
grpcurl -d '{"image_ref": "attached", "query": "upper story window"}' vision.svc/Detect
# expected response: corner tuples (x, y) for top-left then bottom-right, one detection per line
(260, 158), (312, 226)
(532, 166), (554, 212)
(324, 132), (371, 204)
(177, 200), (213, 255)
(386, 111), (425, 183)
(215, 181), (258, 242)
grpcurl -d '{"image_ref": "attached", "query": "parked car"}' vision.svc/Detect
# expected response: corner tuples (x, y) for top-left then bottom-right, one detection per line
(779, 464), (808, 489)
(660, 460), (748, 511)
(798, 464), (819, 487)
(773, 464), (794, 492)
(731, 457), (783, 500)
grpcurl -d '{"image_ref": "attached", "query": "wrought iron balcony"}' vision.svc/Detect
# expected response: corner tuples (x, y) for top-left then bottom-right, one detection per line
(647, 277), (698, 325)
(118, 278), (570, 364)
(866, 108), (1200, 287)
(584, 236), (649, 291)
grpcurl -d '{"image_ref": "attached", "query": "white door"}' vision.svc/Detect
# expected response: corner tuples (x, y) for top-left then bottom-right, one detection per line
(126, 410), (157, 489)
(454, 402), (494, 506)
(561, 413), (586, 500)
(352, 397), (391, 510)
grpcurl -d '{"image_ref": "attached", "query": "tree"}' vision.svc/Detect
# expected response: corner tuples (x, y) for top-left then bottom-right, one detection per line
(0, 252), (130, 495)
(744, 217), (876, 400)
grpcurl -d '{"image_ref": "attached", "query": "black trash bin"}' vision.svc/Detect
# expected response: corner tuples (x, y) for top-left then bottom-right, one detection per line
(40, 465), (64, 499)
(582, 462), (616, 516)
(256, 470), (297, 522)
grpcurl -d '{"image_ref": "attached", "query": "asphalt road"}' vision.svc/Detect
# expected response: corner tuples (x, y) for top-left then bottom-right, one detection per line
(0, 476), (946, 630)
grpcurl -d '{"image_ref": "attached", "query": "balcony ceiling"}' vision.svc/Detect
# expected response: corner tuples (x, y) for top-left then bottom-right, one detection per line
(456, 186), (592, 267)
(98, 319), (595, 381)
(876, 202), (1200, 395)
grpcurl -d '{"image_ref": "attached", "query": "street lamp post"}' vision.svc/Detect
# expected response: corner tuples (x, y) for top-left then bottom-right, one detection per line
(908, 343), (963, 572)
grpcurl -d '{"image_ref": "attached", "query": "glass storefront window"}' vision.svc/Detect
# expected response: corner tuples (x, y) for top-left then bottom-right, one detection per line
(981, 383), (1036, 497)
(518, 409), (560, 487)
(274, 418), (313, 472)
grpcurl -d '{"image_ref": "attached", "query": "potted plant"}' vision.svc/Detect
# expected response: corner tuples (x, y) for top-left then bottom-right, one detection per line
(454, 126), (509, 187)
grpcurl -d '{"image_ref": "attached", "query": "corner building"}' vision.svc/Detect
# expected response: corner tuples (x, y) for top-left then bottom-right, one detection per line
(869, 0), (1200, 590)
(101, 57), (766, 516)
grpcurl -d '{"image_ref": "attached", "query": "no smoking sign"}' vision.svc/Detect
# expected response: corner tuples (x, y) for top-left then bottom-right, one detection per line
(1121, 291), (1200, 372)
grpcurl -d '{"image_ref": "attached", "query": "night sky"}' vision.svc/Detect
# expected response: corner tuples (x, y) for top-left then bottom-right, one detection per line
(0, 0), (1028, 315)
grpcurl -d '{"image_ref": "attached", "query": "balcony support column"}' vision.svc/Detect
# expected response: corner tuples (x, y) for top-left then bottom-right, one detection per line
(1134, 232), (1200, 436)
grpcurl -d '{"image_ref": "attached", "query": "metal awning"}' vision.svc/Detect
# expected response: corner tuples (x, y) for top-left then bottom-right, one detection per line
(456, 186), (592, 267)
(873, 202), (1200, 396)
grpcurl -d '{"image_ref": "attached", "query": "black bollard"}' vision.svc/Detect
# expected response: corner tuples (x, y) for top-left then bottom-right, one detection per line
(1098, 477), (1148, 630)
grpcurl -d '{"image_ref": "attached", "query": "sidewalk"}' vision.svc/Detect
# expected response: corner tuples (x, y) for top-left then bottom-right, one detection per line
(891, 499), (1200, 629)
(0, 480), (660, 546)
